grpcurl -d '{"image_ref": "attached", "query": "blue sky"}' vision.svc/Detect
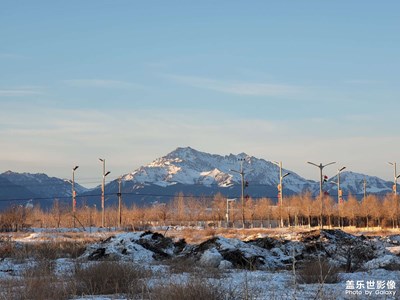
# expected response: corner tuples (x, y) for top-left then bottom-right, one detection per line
(1, 1), (399, 187)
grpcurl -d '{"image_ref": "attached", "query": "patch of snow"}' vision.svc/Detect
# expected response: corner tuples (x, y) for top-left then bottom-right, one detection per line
(199, 248), (223, 268)
(218, 260), (233, 270)
(364, 254), (400, 270)
(81, 232), (155, 263)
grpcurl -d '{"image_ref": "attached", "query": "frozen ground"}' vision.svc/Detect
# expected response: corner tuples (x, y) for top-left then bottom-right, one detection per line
(1, 227), (400, 299)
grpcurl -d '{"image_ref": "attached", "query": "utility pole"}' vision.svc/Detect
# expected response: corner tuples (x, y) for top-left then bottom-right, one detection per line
(388, 162), (400, 196)
(72, 165), (79, 228)
(99, 158), (110, 228)
(118, 176), (122, 228)
(226, 198), (236, 228)
(388, 162), (400, 228)
(363, 177), (367, 201)
(230, 158), (248, 228)
(272, 161), (290, 228)
(307, 161), (336, 228)
(330, 166), (346, 228)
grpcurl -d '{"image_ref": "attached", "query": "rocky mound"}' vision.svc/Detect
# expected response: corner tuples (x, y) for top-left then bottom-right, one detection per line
(81, 231), (186, 262)
(81, 229), (400, 272)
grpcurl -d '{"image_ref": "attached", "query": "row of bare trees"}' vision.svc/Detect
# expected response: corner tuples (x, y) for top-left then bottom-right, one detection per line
(1, 193), (399, 231)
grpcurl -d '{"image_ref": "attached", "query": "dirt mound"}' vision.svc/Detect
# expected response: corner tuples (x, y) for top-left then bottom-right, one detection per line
(82, 231), (178, 262)
(81, 229), (399, 272)
(182, 236), (289, 270)
(293, 229), (379, 272)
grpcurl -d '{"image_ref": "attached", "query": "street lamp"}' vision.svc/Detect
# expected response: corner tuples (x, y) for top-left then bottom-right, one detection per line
(388, 162), (400, 228)
(307, 161), (336, 228)
(272, 161), (290, 228)
(362, 177), (367, 201)
(118, 176), (122, 228)
(226, 198), (236, 228)
(99, 158), (110, 228)
(230, 158), (249, 228)
(330, 166), (346, 228)
(72, 165), (79, 228)
(388, 162), (400, 196)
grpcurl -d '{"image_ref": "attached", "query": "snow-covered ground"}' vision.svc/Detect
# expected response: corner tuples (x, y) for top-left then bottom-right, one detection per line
(1, 227), (400, 299)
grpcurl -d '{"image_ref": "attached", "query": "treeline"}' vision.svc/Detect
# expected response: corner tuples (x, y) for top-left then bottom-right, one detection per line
(0, 192), (399, 231)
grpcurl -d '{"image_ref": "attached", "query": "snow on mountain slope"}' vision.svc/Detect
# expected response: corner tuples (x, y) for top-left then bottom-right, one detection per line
(121, 147), (309, 194)
(325, 171), (392, 196)
(1, 148), (395, 208)
(116, 147), (395, 200)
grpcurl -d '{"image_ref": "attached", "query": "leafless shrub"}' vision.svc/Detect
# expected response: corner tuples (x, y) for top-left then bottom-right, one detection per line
(7, 241), (88, 261)
(162, 257), (224, 279)
(163, 257), (197, 274)
(1, 261), (72, 300)
(23, 259), (55, 277)
(150, 276), (235, 300)
(335, 238), (375, 272)
(297, 259), (340, 284)
(0, 206), (30, 232)
(0, 236), (13, 258)
(73, 260), (151, 296)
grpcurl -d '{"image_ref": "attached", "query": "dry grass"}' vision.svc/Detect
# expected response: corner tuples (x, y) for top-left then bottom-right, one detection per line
(296, 258), (340, 284)
(150, 276), (234, 300)
(0, 259), (152, 299)
(3, 241), (88, 261)
(162, 257), (224, 279)
(73, 260), (151, 296)
(162, 226), (400, 246)
(0, 259), (71, 300)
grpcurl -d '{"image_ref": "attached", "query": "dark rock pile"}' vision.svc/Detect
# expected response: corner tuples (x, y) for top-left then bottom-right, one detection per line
(81, 229), (400, 272)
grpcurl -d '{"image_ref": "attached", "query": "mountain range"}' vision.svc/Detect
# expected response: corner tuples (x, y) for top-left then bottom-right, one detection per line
(0, 171), (88, 209)
(0, 147), (395, 209)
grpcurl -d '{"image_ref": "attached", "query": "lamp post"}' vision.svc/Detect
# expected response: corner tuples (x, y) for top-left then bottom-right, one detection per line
(362, 177), (367, 201)
(307, 161), (336, 228)
(388, 162), (400, 196)
(272, 161), (290, 228)
(388, 162), (400, 228)
(118, 176), (122, 228)
(226, 198), (236, 228)
(330, 166), (346, 228)
(72, 165), (79, 228)
(99, 158), (110, 228)
(230, 158), (247, 228)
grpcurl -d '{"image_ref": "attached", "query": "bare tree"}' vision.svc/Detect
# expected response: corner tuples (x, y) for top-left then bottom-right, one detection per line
(211, 193), (226, 226)
(360, 195), (379, 229)
(51, 199), (69, 228)
(323, 196), (335, 228)
(256, 198), (273, 228)
(343, 196), (359, 227)
(300, 192), (314, 228)
(383, 195), (397, 228)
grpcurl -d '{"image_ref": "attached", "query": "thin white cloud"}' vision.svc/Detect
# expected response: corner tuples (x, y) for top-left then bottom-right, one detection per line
(164, 74), (304, 97)
(0, 86), (44, 97)
(63, 79), (144, 89)
(1, 104), (397, 185)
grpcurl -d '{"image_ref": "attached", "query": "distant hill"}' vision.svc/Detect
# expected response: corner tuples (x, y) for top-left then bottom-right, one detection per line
(81, 147), (393, 207)
(0, 176), (38, 209)
(0, 171), (88, 209)
(0, 147), (395, 210)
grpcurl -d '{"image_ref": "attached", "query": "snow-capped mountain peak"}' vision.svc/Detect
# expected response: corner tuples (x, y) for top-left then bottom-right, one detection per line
(121, 147), (308, 193)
